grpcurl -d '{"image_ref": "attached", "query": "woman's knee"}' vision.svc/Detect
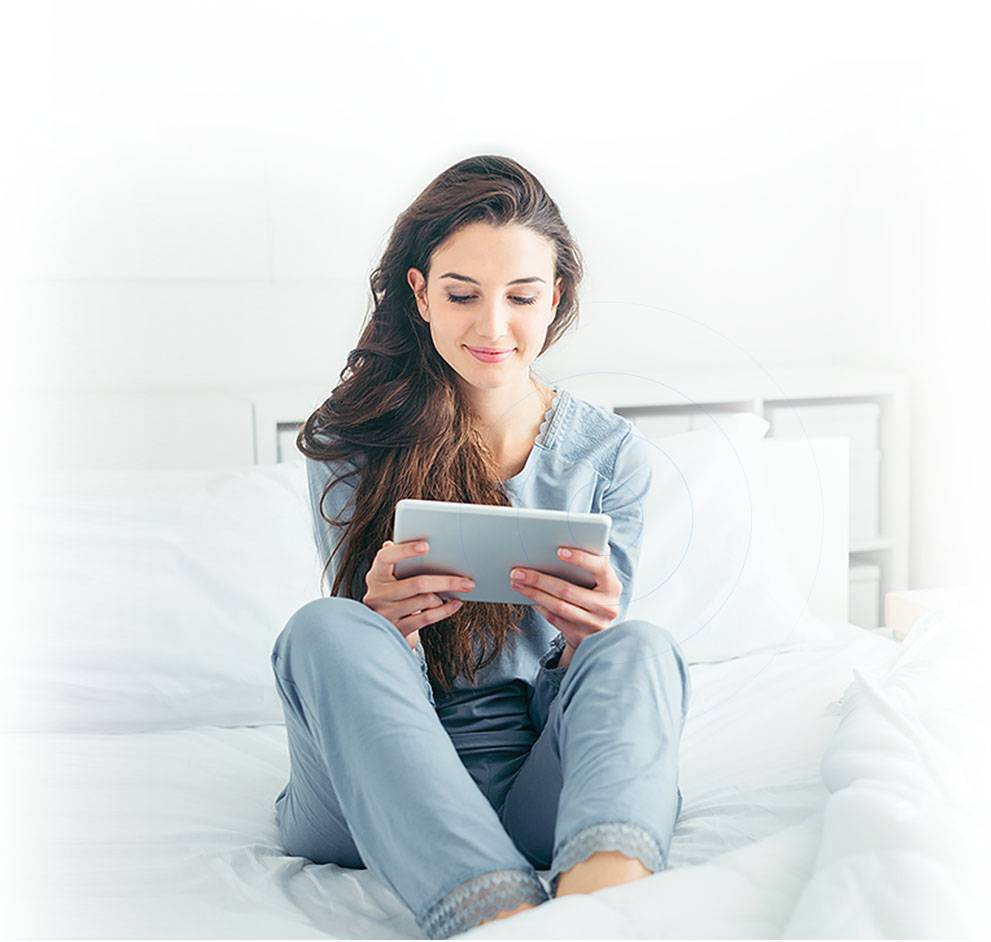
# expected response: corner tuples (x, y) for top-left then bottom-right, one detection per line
(622, 617), (685, 657)
(601, 621), (691, 708)
(603, 618), (681, 657)
(273, 597), (375, 669)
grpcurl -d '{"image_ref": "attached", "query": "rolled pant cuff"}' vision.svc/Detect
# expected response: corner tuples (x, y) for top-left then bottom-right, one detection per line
(548, 821), (664, 897)
(418, 866), (549, 939)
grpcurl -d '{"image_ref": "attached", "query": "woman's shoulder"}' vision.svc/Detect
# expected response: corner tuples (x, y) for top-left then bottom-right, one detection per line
(553, 387), (649, 483)
(303, 432), (365, 489)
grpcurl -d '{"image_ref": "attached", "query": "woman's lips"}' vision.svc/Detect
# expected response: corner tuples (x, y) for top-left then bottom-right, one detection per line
(465, 346), (515, 363)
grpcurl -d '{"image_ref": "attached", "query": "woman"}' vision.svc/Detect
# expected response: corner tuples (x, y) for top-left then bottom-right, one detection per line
(270, 155), (691, 939)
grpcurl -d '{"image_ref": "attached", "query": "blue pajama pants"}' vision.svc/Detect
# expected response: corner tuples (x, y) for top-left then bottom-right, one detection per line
(270, 597), (690, 939)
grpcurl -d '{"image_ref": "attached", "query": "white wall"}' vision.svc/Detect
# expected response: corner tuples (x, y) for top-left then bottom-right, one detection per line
(2, 0), (988, 589)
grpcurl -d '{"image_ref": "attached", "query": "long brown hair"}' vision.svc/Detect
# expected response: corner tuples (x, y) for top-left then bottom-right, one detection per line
(297, 154), (584, 696)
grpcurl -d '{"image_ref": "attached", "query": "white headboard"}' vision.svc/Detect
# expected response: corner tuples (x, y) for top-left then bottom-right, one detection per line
(13, 384), (849, 623)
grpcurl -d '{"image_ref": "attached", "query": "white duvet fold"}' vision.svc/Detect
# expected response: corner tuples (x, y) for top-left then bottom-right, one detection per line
(782, 605), (988, 939)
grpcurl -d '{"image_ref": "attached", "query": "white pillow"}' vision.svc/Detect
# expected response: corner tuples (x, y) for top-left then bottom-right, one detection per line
(4, 461), (321, 733)
(626, 412), (834, 663)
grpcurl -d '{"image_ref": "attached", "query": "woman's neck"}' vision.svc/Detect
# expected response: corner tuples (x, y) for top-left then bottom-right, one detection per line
(467, 380), (553, 476)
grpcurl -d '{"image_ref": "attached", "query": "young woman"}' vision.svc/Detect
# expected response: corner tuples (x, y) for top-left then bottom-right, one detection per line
(270, 155), (691, 939)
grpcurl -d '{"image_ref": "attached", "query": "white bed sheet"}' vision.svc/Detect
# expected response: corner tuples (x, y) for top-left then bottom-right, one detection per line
(3, 623), (899, 939)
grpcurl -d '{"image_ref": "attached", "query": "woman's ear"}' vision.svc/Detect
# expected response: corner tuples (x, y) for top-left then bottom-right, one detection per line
(407, 267), (430, 323)
(551, 276), (563, 316)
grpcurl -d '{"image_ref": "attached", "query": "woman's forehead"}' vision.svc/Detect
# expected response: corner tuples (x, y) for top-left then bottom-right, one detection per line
(432, 223), (554, 275)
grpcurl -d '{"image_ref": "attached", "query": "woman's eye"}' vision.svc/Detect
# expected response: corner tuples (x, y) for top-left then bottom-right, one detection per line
(446, 293), (537, 306)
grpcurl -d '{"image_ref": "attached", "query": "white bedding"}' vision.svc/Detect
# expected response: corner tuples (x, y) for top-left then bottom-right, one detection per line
(7, 619), (959, 940)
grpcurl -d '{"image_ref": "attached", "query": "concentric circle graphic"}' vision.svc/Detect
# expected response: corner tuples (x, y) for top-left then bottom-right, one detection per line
(451, 299), (831, 715)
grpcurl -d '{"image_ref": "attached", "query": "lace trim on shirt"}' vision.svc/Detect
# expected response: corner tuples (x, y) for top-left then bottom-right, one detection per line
(412, 639), (435, 707)
(548, 821), (664, 896)
(536, 634), (569, 692)
(418, 867), (548, 939)
(538, 631), (567, 670)
(536, 387), (562, 445)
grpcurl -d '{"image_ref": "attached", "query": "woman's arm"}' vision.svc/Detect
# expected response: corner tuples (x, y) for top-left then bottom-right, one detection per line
(526, 423), (654, 659)
(599, 424), (654, 624)
(305, 453), (361, 597)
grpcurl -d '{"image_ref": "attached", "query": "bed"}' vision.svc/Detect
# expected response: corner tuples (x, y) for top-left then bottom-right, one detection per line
(2, 386), (985, 939)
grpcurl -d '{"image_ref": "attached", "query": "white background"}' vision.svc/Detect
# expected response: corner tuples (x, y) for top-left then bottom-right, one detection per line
(1, 0), (989, 590)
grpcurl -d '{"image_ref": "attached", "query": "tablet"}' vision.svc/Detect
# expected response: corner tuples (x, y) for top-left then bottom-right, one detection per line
(392, 498), (612, 605)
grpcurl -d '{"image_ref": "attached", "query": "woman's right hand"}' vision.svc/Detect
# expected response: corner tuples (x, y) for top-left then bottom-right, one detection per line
(362, 539), (475, 649)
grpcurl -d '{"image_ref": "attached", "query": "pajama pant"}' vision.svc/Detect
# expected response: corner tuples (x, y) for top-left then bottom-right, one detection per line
(270, 597), (690, 939)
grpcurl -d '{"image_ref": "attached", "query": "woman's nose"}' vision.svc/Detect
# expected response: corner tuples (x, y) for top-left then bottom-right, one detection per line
(475, 301), (513, 339)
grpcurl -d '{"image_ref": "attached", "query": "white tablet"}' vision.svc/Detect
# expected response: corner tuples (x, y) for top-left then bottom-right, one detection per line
(392, 498), (613, 605)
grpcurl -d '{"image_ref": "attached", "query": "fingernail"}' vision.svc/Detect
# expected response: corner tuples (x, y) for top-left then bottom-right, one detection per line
(511, 569), (524, 581)
(558, 548), (572, 558)
(416, 542), (428, 552)
(452, 600), (463, 608)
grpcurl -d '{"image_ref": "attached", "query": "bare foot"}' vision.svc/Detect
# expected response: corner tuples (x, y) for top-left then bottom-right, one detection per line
(554, 850), (651, 896)
(477, 901), (539, 926)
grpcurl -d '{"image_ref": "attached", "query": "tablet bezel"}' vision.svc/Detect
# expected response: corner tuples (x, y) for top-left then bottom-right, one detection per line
(392, 498), (613, 605)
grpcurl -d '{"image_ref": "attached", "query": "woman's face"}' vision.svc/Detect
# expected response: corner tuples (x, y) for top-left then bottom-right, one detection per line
(407, 222), (562, 392)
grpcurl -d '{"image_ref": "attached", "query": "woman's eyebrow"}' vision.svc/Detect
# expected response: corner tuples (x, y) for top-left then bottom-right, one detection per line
(438, 272), (545, 286)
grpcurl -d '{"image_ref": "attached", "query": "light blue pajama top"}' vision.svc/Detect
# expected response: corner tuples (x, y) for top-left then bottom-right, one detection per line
(304, 384), (654, 755)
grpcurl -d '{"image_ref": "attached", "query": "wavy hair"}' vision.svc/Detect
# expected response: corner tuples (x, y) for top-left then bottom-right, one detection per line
(297, 154), (584, 696)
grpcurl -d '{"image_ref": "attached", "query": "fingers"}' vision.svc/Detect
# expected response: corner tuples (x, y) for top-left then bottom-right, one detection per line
(402, 592), (446, 610)
(396, 596), (463, 632)
(533, 604), (583, 641)
(517, 580), (614, 625)
(375, 572), (474, 603)
(363, 540), (472, 635)
(510, 544), (621, 614)
(367, 538), (429, 584)
(556, 545), (613, 576)
(511, 565), (614, 618)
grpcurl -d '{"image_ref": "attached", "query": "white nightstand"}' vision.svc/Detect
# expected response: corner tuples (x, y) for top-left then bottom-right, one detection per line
(884, 586), (979, 642)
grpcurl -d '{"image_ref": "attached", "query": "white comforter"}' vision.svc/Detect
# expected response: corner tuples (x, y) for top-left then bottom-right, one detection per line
(2, 617), (983, 939)
(465, 608), (989, 940)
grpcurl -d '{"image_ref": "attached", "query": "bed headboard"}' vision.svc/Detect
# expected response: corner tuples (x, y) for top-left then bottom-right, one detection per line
(15, 384), (849, 624)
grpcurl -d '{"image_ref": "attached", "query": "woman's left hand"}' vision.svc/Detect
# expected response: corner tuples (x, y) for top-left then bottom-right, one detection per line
(509, 546), (622, 665)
